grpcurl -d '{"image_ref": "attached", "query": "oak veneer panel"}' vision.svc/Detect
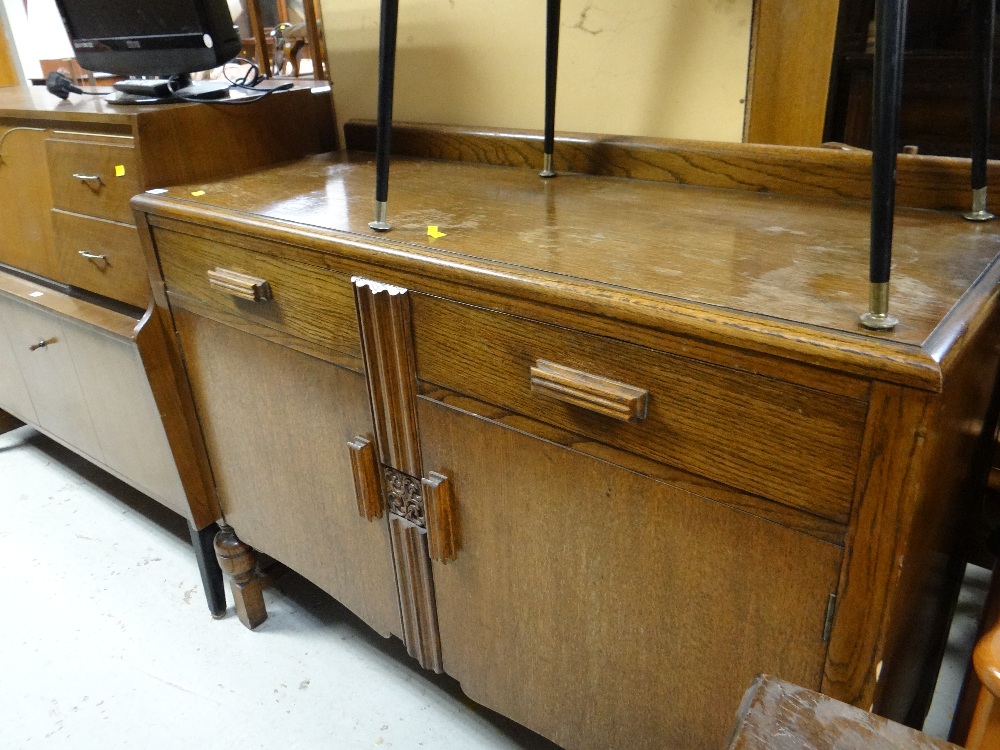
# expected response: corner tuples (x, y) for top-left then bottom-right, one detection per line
(3, 296), (103, 462)
(419, 399), (842, 750)
(0, 127), (58, 280)
(174, 310), (401, 638)
(46, 136), (139, 225)
(344, 120), (1000, 213)
(61, 317), (187, 517)
(411, 294), (866, 522)
(744, 0), (839, 146)
(728, 675), (958, 750)
(0, 297), (37, 424)
(155, 228), (361, 361)
(134, 152), (1000, 353)
(52, 210), (147, 308)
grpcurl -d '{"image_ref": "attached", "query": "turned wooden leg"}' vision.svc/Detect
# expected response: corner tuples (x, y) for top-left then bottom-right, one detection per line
(0, 409), (23, 435)
(188, 521), (226, 619)
(214, 523), (267, 630)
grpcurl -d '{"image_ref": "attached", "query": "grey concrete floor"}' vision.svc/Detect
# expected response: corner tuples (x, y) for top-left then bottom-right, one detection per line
(0, 424), (984, 748)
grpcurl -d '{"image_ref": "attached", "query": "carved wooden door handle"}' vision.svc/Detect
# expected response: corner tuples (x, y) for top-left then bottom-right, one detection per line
(348, 436), (384, 521)
(207, 267), (272, 302)
(529, 359), (649, 422)
(423, 472), (458, 563)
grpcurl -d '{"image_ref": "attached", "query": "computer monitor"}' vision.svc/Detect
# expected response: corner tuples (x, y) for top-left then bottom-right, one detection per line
(52, 0), (243, 100)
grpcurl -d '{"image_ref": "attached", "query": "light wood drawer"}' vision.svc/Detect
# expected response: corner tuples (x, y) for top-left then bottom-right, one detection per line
(154, 228), (361, 360)
(46, 137), (140, 224)
(53, 210), (148, 308)
(411, 294), (868, 523)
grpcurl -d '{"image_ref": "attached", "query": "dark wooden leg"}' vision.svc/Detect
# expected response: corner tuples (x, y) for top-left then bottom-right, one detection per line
(0, 409), (23, 435)
(214, 523), (267, 629)
(188, 520), (226, 619)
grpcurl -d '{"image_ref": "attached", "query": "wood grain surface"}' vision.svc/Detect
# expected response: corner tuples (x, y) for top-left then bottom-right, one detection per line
(155, 228), (361, 361)
(130, 147), (1000, 389)
(45, 136), (139, 224)
(420, 399), (842, 750)
(344, 120), (1000, 213)
(52, 210), (147, 307)
(744, 0), (840, 146)
(728, 675), (958, 750)
(411, 292), (867, 522)
(0, 127), (58, 280)
(173, 309), (402, 638)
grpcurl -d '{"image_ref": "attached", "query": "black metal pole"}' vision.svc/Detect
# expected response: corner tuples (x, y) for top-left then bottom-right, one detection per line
(369, 0), (400, 231)
(966, 0), (996, 221)
(861, 0), (907, 331)
(540, 0), (561, 178)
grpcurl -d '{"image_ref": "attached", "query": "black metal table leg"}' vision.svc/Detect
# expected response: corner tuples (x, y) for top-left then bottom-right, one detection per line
(540, 0), (561, 178)
(966, 0), (996, 222)
(369, 0), (400, 232)
(188, 520), (226, 618)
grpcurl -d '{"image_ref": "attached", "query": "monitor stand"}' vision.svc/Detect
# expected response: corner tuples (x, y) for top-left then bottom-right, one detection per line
(107, 75), (231, 105)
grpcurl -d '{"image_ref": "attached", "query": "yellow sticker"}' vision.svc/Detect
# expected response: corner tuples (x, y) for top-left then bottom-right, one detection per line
(427, 225), (446, 239)
(191, 190), (206, 197)
(114, 164), (125, 177)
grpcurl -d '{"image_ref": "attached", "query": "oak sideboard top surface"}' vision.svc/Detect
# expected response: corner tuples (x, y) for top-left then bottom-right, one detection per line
(134, 145), (1000, 392)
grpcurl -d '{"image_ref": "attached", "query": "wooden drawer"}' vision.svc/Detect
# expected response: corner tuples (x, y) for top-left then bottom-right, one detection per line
(411, 294), (868, 523)
(154, 228), (361, 360)
(46, 136), (139, 224)
(53, 210), (148, 308)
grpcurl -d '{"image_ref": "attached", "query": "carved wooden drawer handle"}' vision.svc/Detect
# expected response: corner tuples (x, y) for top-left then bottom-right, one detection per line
(348, 436), (384, 521)
(423, 472), (458, 563)
(530, 359), (649, 422)
(207, 268), (272, 302)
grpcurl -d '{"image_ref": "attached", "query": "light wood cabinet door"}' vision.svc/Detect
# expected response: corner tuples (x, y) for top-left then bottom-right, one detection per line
(173, 310), (402, 638)
(60, 317), (187, 517)
(0, 127), (58, 280)
(4, 297), (103, 461)
(417, 399), (843, 750)
(0, 297), (38, 423)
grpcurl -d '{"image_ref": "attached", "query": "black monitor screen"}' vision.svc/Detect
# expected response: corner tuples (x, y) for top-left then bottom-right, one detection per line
(59, 0), (204, 41)
(54, 0), (241, 77)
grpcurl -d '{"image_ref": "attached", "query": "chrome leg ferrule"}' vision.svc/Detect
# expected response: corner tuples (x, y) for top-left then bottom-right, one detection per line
(859, 281), (899, 330)
(539, 152), (556, 178)
(369, 200), (392, 232)
(964, 186), (996, 222)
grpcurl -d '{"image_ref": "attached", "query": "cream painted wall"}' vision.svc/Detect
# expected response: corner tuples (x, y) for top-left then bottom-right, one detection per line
(320, 0), (754, 143)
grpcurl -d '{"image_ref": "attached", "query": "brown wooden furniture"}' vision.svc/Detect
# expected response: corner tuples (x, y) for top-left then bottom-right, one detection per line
(729, 675), (959, 750)
(0, 84), (334, 613)
(133, 122), (1000, 750)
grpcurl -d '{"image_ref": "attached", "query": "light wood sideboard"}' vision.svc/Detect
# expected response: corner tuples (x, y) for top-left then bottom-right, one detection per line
(133, 123), (1000, 749)
(0, 85), (334, 613)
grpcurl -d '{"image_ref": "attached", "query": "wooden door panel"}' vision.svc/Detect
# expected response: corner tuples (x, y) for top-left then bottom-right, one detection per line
(418, 399), (843, 750)
(174, 310), (402, 638)
(0, 128), (58, 280)
(4, 298), (102, 460)
(60, 318), (187, 517)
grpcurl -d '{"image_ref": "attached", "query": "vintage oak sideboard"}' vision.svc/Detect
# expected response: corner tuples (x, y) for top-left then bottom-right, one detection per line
(133, 123), (1000, 750)
(0, 85), (334, 612)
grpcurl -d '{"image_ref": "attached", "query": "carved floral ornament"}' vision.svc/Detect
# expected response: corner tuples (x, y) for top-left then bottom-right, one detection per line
(384, 466), (424, 526)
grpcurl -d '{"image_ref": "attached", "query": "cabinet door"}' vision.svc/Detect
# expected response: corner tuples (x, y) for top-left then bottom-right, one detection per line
(4, 297), (103, 461)
(60, 317), (187, 517)
(0, 127), (58, 280)
(418, 400), (843, 750)
(0, 296), (38, 424)
(174, 310), (402, 638)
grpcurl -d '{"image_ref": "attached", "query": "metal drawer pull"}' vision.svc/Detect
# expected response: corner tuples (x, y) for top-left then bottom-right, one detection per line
(29, 338), (55, 351)
(207, 268), (272, 302)
(78, 250), (107, 261)
(530, 359), (649, 422)
(72, 173), (103, 185)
